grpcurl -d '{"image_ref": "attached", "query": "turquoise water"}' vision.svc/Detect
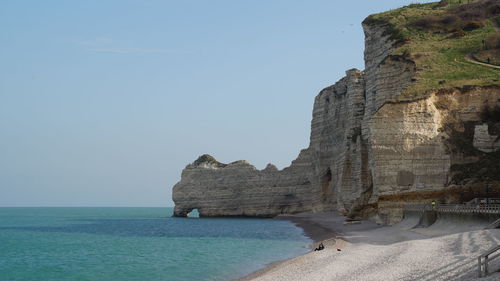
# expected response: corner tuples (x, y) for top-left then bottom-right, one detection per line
(0, 208), (311, 281)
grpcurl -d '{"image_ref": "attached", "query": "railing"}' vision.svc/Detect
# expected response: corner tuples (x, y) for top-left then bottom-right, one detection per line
(436, 204), (500, 214)
(403, 200), (500, 277)
(404, 203), (500, 214)
(467, 198), (500, 205)
(478, 245), (500, 278)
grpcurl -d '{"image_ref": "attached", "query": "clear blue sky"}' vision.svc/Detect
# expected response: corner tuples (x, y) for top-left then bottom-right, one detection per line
(0, 0), (432, 207)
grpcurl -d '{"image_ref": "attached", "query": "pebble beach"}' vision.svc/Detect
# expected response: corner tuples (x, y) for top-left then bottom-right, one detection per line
(240, 212), (500, 281)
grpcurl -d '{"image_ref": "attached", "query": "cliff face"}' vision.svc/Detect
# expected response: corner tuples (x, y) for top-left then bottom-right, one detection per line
(172, 151), (321, 217)
(369, 86), (500, 224)
(173, 3), (500, 223)
(172, 69), (367, 217)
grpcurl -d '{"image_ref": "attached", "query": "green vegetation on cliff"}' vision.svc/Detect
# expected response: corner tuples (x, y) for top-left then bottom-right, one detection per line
(363, 0), (500, 100)
(193, 154), (227, 168)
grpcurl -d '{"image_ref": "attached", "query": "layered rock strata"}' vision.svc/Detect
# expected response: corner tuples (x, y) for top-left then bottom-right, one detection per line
(173, 16), (500, 223)
(172, 152), (321, 217)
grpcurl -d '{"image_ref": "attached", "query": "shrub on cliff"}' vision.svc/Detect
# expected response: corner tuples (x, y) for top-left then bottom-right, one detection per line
(462, 21), (483, 31)
(484, 32), (500, 49)
(364, 0), (499, 99)
(193, 154), (227, 168)
(409, 0), (499, 33)
(362, 16), (407, 44)
(451, 151), (500, 183)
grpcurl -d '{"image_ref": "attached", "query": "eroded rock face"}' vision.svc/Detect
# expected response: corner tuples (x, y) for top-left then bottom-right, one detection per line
(173, 68), (366, 217)
(370, 87), (500, 224)
(172, 20), (500, 223)
(362, 22), (415, 115)
(172, 150), (322, 217)
(309, 69), (371, 216)
(474, 124), (500, 153)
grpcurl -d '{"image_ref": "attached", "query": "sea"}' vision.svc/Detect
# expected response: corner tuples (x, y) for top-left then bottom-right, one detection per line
(0, 207), (312, 281)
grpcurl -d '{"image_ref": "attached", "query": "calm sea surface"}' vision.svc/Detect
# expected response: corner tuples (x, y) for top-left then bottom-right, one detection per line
(0, 207), (311, 281)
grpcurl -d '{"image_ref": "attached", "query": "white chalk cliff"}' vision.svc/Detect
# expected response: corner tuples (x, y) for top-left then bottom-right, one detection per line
(173, 6), (500, 224)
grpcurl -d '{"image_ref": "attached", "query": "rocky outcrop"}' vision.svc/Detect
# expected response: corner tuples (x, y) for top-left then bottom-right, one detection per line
(172, 68), (367, 217)
(172, 151), (323, 217)
(172, 13), (500, 223)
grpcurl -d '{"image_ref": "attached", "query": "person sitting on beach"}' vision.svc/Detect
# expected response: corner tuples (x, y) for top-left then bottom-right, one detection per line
(314, 242), (324, 251)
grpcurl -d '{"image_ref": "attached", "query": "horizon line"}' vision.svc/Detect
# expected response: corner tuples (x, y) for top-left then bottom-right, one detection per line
(0, 206), (175, 208)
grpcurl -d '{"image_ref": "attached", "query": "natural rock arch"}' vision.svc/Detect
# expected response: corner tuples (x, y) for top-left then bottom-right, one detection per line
(187, 208), (200, 218)
(174, 207), (199, 217)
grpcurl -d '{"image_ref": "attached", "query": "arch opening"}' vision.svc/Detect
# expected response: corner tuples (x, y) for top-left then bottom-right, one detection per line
(187, 208), (200, 218)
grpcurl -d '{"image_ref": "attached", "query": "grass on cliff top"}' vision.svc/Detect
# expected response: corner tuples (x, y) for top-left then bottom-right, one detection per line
(364, 0), (500, 100)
